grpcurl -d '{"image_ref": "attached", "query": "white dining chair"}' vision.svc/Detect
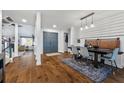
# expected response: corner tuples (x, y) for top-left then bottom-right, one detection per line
(71, 45), (79, 59)
(80, 47), (93, 62)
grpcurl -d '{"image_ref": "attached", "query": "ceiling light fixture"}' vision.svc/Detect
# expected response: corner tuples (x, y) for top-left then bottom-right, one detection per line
(22, 19), (27, 23)
(80, 12), (95, 30)
(85, 18), (88, 29)
(85, 25), (89, 29)
(80, 27), (83, 31)
(80, 20), (83, 31)
(53, 24), (57, 28)
(90, 15), (95, 28)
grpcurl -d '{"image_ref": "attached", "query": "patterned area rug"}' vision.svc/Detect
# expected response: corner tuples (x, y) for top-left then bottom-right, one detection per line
(63, 58), (112, 82)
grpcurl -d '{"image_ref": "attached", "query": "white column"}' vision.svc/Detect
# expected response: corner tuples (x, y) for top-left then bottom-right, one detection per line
(14, 23), (19, 57)
(0, 10), (2, 53)
(70, 27), (76, 45)
(34, 12), (42, 65)
(120, 36), (124, 52)
(34, 24), (37, 56)
(58, 30), (64, 53)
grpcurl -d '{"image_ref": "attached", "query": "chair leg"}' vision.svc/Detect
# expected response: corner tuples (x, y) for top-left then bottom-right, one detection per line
(73, 54), (76, 60)
(86, 58), (88, 62)
(114, 60), (118, 69)
(114, 60), (119, 72)
(110, 60), (113, 67)
(86, 58), (89, 65)
(86, 58), (90, 65)
(72, 54), (73, 59)
(72, 54), (75, 60)
(110, 60), (114, 74)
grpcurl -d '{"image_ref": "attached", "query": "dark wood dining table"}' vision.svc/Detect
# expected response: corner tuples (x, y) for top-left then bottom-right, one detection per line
(68, 46), (113, 68)
(87, 48), (113, 68)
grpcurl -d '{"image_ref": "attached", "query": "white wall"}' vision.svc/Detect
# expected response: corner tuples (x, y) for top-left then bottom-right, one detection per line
(78, 11), (124, 52)
(64, 33), (68, 51)
(0, 10), (2, 53)
(2, 25), (15, 37)
(19, 25), (34, 37)
(120, 36), (124, 52)
(58, 30), (64, 52)
(2, 24), (34, 38)
(68, 27), (78, 46)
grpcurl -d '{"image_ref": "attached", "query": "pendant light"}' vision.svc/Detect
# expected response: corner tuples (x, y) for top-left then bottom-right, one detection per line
(80, 20), (83, 31)
(90, 15), (95, 28)
(85, 18), (88, 29)
(80, 12), (95, 30)
(80, 27), (83, 31)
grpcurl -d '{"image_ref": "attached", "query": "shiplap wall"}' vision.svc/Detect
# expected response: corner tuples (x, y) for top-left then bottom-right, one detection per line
(79, 11), (124, 38)
(78, 11), (124, 52)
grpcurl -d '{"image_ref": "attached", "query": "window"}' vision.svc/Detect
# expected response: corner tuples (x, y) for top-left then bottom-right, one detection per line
(21, 38), (33, 46)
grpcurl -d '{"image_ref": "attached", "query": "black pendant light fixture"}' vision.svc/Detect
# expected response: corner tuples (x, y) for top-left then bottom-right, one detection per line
(80, 20), (83, 31)
(90, 14), (95, 28)
(80, 12), (95, 30)
(85, 18), (88, 29)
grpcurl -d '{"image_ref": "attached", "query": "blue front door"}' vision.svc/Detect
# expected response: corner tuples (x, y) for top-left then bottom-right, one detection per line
(43, 32), (58, 53)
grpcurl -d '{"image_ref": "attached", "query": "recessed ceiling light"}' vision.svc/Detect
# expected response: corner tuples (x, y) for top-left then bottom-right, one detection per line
(22, 19), (27, 23)
(53, 25), (57, 28)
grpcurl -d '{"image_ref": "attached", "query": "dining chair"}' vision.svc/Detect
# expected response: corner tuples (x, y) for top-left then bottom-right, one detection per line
(80, 47), (93, 62)
(71, 45), (79, 59)
(101, 48), (119, 74)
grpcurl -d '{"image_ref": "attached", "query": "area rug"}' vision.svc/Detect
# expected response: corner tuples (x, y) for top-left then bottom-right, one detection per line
(62, 58), (112, 82)
(46, 52), (61, 56)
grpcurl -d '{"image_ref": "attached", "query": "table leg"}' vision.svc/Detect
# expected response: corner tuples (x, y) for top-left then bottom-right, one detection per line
(93, 53), (99, 68)
(101, 54), (105, 64)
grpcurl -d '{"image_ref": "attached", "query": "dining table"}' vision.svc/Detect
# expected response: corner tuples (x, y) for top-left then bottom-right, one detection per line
(87, 47), (113, 68)
(68, 46), (113, 68)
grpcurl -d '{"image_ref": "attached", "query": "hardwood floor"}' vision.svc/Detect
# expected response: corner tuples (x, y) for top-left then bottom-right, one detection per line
(5, 52), (124, 83)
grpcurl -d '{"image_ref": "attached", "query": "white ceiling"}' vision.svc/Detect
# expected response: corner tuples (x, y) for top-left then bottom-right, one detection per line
(2, 10), (123, 30)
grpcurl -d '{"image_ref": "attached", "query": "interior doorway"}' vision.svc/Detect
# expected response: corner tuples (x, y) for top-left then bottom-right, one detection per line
(64, 33), (68, 52)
